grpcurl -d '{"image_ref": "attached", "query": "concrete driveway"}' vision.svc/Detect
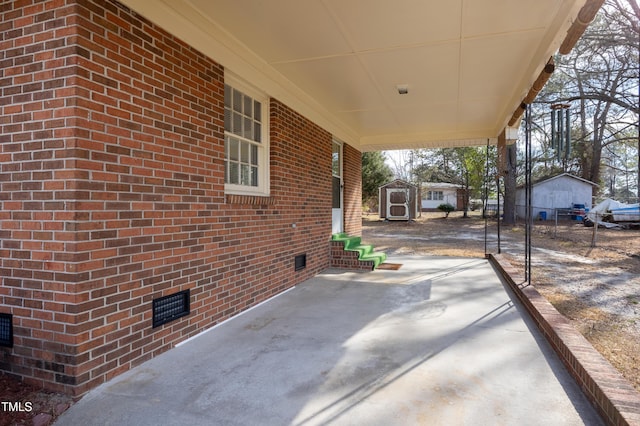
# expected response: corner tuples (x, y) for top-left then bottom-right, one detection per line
(57, 255), (603, 425)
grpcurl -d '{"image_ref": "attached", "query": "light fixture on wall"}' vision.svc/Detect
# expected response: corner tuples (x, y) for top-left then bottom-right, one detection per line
(396, 84), (409, 95)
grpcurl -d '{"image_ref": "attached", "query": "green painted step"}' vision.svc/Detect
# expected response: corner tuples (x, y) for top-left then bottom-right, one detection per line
(332, 233), (387, 269)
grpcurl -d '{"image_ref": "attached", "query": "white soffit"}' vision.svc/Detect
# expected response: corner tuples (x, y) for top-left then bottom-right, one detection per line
(118, 0), (588, 151)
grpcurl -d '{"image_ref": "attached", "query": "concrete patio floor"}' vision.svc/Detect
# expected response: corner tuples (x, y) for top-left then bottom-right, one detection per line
(57, 255), (603, 425)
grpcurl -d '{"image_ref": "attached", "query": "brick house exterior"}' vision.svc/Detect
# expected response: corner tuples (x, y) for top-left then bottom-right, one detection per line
(342, 143), (362, 235)
(0, 0), (362, 396)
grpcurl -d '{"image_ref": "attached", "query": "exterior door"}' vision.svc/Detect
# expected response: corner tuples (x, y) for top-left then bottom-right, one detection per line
(332, 141), (343, 234)
(387, 188), (409, 220)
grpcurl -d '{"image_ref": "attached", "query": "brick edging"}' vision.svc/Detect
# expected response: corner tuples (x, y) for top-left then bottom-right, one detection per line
(330, 241), (375, 271)
(488, 254), (640, 426)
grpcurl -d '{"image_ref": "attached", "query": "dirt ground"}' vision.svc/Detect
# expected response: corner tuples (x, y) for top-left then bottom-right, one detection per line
(363, 210), (640, 393)
(0, 373), (73, 426)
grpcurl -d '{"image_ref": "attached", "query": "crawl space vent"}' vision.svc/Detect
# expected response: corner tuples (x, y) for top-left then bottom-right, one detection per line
(0, 313), (13, 347)
(152, 290), (190, 328)
(295, 254), (307, 271)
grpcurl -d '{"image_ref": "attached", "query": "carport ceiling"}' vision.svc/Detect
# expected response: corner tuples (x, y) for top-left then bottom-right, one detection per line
(120, 0), (589, 151)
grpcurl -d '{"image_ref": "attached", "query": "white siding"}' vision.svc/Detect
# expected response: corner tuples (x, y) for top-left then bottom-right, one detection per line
(516, 175), (593, 219)
(422, 188), (458, 209)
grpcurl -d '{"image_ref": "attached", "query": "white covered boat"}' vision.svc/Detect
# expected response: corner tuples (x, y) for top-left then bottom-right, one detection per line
(587, 199), (640, 227)
(610, 205), (640, 222)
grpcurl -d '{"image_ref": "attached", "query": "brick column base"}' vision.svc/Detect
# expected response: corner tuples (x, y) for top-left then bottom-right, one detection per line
(330, 241), (375, 271)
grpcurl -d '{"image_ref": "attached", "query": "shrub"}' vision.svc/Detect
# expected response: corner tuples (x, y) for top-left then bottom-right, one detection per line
(437, 203), (455, 218)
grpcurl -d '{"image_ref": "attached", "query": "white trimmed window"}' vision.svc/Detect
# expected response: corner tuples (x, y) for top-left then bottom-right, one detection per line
(427, 191), (444, 201)
(224, 77), (269, 195)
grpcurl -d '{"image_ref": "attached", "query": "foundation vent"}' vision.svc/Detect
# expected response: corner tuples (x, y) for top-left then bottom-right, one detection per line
(295, 254), (307, 271)
(152, 290), (190, 328)
(0, 313), (13, 347)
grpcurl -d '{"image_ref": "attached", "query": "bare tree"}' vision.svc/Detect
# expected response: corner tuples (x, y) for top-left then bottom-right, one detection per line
(531, 0), (639, 198)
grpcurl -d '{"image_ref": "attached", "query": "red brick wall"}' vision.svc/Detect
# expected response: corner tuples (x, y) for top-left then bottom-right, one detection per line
(343, 144), (362, 236)
(1, 0), (350, 396)
(330, 242), (374, 270)
(1, 0), (92, 393)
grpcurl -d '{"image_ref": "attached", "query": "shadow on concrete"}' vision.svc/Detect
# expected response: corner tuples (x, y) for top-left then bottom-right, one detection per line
(57, 255), (603, 426)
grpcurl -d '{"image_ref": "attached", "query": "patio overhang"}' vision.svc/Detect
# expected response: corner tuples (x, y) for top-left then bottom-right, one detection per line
(119, 0), (601, 152)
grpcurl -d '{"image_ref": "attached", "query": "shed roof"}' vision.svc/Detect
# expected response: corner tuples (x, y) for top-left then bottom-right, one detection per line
(533, 173), (599, 188)
(379, 179), (418, 189)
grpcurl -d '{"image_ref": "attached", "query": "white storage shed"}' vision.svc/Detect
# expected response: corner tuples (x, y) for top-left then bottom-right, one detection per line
(516, 173), (597, 220)
(379, 179), (420, 221)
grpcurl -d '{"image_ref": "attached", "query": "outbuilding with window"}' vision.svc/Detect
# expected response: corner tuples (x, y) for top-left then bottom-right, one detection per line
(421, 183), (463, 210)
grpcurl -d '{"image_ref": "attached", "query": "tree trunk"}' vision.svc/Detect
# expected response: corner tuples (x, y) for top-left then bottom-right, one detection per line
(463, 170), (469, 218)
(502, 143), (518, 224)
(590, 116), (603, 185)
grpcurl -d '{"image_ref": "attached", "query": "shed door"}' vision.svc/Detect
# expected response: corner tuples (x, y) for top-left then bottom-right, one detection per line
(387, 188), (409, 220)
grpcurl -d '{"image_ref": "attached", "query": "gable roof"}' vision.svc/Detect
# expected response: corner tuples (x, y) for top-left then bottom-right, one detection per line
(421, 182), (463, 190)
(379, 179), (417, 189)
(533, 173), (599, 188)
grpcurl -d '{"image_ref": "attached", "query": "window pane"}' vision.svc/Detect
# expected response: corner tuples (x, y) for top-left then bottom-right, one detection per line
(332, 176), (341, 208)
(240, 141), (249, 163)
(332, 142), (341, 177)
(229, 138), (239, 161)
(244, 96), (253, 118)
(254, 100), (261, 122)
(251, 166), (258, 186)
(254, 122), (261, 143)
(233, 112), (242, 134)
(233, 89), (242, 113)
(240, 164), (250, 185)
(244, 117), (253, 139)
(251, 145), (258, 165)
(229, 162), (239, 184)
